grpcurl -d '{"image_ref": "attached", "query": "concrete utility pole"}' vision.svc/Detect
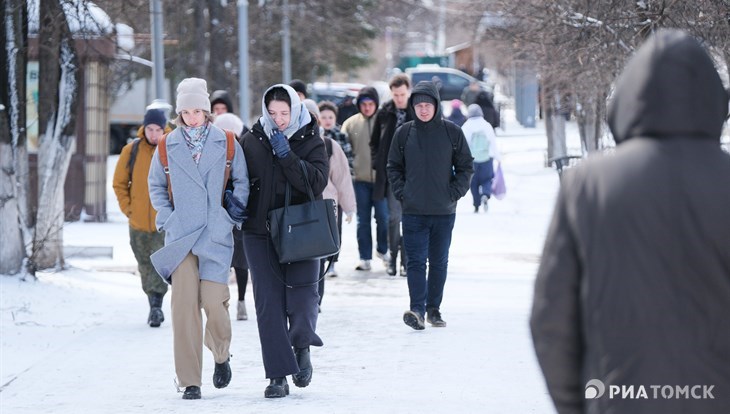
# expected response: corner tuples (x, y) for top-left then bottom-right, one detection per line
(437, 0), (446, 55)
(281, 0), (291, 83)
(150, 0), (165, 101)
(238, 0), (250, 123)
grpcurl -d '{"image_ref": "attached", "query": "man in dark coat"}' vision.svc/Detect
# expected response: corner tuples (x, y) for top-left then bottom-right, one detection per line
(531, 29), (730, 414)
(387, 81), (474, 330)
(371, 73), (412, 276)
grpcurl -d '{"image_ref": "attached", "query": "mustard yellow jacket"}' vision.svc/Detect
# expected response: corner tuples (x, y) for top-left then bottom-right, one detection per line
(112, 125), (171, 232)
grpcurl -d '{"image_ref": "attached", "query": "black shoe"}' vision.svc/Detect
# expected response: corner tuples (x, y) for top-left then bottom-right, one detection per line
(386, 253), (397, 276)
(403, 310), (425, 330)
(474, 205), (479, 213)
(292, 347), (312, 388)
(147, 294), (165, 327)
(264, 377), (289, 398)
(426, 308), (447, 327)
(182, 385), (201, 400)
(213, 358), (231, 389)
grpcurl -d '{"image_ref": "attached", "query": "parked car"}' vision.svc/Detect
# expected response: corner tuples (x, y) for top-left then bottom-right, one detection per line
(405, 65), (492, 101)
(310, 82), (364, 105)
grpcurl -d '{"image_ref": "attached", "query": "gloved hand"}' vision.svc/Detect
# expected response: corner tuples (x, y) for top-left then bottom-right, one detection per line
(269, 129), (291, 158)
(224, 189), (248, 223)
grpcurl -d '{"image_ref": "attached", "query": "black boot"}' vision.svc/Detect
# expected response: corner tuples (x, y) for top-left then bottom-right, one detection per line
(292, 347), (313, 388)
(213, 357), (231, 389)
(182, 385), (201, 400)
(264, 377), (289, 398)
(386, 252), (397, 276)
(147, 294), (165, 327)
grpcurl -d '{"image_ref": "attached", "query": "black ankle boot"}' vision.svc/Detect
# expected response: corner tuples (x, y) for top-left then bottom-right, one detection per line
(386, 253), (397, 276)
(292, 347), (312, 388)
(264, 377), (289, 398)
(182, 385), (201, 400)
(147, 294), (165, 327)
(213, 357), (231, 389)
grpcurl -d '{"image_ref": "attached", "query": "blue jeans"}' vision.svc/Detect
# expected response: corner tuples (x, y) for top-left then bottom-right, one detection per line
(354, 181), (388, 260)
(402, 214), (456, 316)
(471, 159), (495, 207)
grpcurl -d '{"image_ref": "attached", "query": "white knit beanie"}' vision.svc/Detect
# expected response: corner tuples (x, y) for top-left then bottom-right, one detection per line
(175, 78), (211, 114)
(213, 113), (245, 137)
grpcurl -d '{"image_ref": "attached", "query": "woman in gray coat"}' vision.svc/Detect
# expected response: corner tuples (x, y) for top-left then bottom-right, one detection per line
(148, 77), (249, 400)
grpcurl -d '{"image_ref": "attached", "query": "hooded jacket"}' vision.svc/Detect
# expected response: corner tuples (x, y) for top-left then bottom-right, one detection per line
(531, 29), (730, 414)
(386, 81), (474, 215)
(342, 86), (379, 183)
(241, 101), (328, 235)
(210, 90), (234, 113)
(371, 99), (413, 200)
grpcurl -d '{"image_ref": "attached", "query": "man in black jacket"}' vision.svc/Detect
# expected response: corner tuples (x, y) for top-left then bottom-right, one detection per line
(531, 29), (730, 414)
(387, 81), (474, 330)
(371, 73), (412, 276)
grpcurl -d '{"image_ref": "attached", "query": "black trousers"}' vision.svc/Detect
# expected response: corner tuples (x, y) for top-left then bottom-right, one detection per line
(243, 232), (323, 379)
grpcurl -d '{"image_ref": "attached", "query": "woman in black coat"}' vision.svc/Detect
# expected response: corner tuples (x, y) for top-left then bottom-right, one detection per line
(240, 84), (329, 399)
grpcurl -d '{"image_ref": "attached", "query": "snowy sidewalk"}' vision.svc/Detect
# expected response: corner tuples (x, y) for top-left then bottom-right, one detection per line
(1, 120), (563, 413)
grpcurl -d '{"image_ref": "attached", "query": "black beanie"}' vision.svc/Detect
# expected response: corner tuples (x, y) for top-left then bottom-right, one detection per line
(289, 79), (308, 98)
(143, 109), (167, 128)
(412, 94), (436, 107)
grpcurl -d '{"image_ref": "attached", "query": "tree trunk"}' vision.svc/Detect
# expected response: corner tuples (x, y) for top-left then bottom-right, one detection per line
(31, 0), (80, 273)
(542, 80), (567, 163)
(0, 0), (28, 275)
(576, 92), (601, 153)
(207, 0), (228, 93)
(193, 2), (207, 79)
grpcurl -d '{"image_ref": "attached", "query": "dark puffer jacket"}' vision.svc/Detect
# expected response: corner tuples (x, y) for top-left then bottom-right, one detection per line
(386, 81), (474, 215)
(371, 99), (412, 200)
(531, 29), (730, 414)
(240, 117), (329, 235)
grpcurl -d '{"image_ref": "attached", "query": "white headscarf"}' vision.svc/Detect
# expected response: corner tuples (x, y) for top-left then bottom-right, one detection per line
(260, 84), (311, 138)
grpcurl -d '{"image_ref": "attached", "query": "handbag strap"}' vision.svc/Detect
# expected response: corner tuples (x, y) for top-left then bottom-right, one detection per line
(284, 160), (316, 208)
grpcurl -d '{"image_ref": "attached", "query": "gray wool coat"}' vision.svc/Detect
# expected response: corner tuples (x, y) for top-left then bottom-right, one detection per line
(148, 124), (249, 285)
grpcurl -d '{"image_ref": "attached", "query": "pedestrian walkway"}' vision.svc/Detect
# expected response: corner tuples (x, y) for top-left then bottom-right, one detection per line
(1, 114), (563, 413)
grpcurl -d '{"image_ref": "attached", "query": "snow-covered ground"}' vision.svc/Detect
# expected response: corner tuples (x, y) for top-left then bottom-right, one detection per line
(1, 113), (579, 413)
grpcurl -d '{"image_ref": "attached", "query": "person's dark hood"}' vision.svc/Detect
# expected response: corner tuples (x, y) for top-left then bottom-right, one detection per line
(608, 29), (728, 144)
(408, 81), (443, 127)
(210, 90), (234, 113)
(356, 86), (380, 116)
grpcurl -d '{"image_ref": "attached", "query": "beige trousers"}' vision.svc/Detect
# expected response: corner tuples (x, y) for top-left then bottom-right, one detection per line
(171, 253), (231, 387)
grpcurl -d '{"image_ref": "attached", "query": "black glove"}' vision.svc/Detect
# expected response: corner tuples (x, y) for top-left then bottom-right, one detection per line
(224, 190), (248, 223)
(270, 129), (291, 158)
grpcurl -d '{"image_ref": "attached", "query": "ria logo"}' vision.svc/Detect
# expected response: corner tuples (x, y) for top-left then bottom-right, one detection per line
(585, 379), (606, 399)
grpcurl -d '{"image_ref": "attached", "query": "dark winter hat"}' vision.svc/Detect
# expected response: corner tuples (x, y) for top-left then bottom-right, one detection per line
(143, 109), (167, 129)
(289, 79), (308, 98)
(210, 90), (234, 113)
(412, 93), (436, 107)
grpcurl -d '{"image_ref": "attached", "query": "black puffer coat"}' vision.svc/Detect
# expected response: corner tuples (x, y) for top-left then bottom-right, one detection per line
(240, 117), (329, 235)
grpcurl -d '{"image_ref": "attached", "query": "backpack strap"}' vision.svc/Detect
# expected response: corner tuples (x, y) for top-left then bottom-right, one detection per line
(158, 133), (173, 207)
(222, 130), (236, 203)
(126, 138), (141, 188)
(160, 130), (237, 208)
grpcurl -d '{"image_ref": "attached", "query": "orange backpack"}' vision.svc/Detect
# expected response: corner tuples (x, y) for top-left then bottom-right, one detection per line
(158, 129), (236, 207)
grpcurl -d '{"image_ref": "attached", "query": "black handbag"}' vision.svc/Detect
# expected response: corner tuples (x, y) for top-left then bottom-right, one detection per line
(267, 161), (340, 264)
